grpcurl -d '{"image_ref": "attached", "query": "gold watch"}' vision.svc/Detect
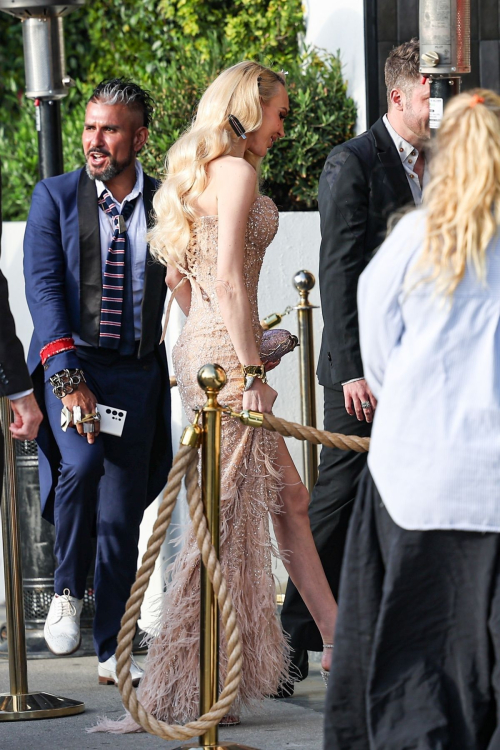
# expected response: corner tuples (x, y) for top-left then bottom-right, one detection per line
(242, 364), (267, 392)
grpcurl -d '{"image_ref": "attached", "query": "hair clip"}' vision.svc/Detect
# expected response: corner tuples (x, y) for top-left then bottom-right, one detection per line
(228, 114), (247, 140)
(469, 94), (485, 108)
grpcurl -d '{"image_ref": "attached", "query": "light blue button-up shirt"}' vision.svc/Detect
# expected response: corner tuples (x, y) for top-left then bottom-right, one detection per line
(358, 209), (500, 532)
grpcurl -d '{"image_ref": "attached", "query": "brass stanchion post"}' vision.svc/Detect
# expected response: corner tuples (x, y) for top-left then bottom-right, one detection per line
(0, 397), (85, 720)
(178, 365), (259, 750)
(293, 271), (319, 496)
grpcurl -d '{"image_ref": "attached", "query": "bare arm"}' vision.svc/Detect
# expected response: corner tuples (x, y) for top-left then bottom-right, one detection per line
(214, 157), (276, 413)
(166, 265), (191, 317)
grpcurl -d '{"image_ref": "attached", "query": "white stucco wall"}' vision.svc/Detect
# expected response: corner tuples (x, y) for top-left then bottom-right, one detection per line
(305, 0), (367, 133)
(0, 214), (324, 615)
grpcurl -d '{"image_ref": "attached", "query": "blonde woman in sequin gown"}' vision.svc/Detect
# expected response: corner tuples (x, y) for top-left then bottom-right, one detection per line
(94, 62), (338, 732)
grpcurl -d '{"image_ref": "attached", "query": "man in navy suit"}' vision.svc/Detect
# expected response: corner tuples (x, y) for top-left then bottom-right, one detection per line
(23, 80), (172, 685)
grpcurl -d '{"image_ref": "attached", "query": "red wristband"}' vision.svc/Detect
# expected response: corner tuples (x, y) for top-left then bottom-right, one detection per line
(40, 337), (77, 366)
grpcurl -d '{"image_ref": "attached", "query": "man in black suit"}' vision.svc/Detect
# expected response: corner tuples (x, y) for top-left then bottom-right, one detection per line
(0, 163), (43, 484)
(23, 80), (172, 683)
(281, 39), (430, 679)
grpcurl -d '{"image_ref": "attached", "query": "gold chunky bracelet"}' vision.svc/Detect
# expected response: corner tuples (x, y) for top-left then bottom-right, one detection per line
(242, 364), (267, 392)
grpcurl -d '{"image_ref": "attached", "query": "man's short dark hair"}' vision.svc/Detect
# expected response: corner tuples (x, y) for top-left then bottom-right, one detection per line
(385, 39), (420, 108)
(88, 79), (154, 128)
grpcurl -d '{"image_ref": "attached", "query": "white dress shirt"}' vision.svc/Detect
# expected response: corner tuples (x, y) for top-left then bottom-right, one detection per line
(358, 209), (500, 532)
(383, 114), (429, 205)
(74, 161), (148, 345)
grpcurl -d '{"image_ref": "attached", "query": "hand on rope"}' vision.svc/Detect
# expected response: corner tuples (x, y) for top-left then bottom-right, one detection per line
(114, 441), (243, 741)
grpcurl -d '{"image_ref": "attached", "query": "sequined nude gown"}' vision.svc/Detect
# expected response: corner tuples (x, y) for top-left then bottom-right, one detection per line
(96, 194), (289, 731)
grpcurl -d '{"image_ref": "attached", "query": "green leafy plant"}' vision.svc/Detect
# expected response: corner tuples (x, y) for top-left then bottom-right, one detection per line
(0, 2), (356, 219)
(263, 49), (357, 210)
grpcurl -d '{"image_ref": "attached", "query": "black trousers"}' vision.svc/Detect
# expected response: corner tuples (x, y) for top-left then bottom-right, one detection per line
(281, 385), (371, 651)
(324, 468), (500, 750)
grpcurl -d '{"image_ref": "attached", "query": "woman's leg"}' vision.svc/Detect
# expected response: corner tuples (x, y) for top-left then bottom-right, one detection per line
(270, 435), (338, 671)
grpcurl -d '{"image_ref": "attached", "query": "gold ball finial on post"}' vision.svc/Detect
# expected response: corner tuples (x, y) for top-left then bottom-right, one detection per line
(293, 269), (316, 295)
(197, 363), (227, 394)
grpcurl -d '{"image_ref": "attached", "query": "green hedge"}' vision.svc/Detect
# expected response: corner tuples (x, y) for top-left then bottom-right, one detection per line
(0, 1), (356, 220)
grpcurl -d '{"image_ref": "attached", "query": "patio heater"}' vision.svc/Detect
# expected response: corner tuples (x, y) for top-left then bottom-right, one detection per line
(0, 0), (85, 178)
(419, 0), (470, 132)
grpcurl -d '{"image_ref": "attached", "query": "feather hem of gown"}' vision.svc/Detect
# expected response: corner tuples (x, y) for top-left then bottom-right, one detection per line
(89, 427), (290, 734)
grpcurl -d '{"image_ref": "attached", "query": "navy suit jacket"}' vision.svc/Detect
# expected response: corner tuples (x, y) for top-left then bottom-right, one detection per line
(23, 167), (172, 521)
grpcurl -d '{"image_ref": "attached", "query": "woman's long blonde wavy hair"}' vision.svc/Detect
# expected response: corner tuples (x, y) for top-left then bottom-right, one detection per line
(148, 61), (286, 268)
(417, 88), (500, 297)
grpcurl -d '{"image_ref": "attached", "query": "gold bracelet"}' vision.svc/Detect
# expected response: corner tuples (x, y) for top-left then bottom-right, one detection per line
(242, 364), (267, 392)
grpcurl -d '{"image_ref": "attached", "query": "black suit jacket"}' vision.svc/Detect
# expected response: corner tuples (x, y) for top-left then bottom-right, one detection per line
(0, 163), (32, 398)
(316, 117), (415, 387)
(0, 162), (33, 487)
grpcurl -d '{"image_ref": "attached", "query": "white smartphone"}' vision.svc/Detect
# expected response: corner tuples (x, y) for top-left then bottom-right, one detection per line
(96, 403), (127, 437)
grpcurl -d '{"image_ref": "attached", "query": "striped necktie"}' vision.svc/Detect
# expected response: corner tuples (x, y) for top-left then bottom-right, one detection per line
(98, 190), (137, 350)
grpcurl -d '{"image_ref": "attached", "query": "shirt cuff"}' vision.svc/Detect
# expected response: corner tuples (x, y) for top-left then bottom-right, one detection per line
(341, 377), (364, 386)
(9, 388), (34, 401)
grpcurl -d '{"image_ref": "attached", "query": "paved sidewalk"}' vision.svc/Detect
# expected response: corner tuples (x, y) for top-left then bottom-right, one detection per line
(0, 648), (326, 750)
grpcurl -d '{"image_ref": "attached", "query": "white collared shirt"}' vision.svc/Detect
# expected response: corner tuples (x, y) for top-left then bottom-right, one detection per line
(74, 161), (148, 345)
(383, 114), (429, 206)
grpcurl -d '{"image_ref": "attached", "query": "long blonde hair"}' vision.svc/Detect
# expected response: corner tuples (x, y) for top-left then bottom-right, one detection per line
(148, 61), (286, 267)
(417, 89), (500, 297)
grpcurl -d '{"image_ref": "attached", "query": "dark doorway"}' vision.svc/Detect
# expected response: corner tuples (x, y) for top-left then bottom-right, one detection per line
(364, 0), (500, 127)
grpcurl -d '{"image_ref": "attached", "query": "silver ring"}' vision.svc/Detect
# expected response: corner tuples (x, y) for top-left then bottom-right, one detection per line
(361, 401), (371, 410)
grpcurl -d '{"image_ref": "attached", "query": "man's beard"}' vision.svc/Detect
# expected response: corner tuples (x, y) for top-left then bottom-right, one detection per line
(403, 105), (430, 142)
(85, 148), (135, 181)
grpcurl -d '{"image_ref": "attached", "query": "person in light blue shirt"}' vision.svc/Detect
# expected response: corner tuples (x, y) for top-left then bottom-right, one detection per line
(324, 89), (500, 750)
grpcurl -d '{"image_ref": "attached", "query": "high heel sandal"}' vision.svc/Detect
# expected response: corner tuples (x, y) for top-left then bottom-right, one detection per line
(321, 643), (334, 687)
(219, 715), (241, 727)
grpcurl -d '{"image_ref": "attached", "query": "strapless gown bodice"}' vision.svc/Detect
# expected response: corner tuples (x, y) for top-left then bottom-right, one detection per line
(172, 193), (279, 414)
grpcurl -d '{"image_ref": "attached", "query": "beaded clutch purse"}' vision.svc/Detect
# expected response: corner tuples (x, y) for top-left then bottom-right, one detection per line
(259, 329), (299, 364)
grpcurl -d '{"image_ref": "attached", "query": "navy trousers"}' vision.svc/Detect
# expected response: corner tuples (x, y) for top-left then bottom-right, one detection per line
(44, 346), (162, 661)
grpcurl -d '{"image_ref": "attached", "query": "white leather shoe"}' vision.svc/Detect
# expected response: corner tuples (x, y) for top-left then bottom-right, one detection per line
(98, 653), (144, 686)
(44, 588), (83, 655)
